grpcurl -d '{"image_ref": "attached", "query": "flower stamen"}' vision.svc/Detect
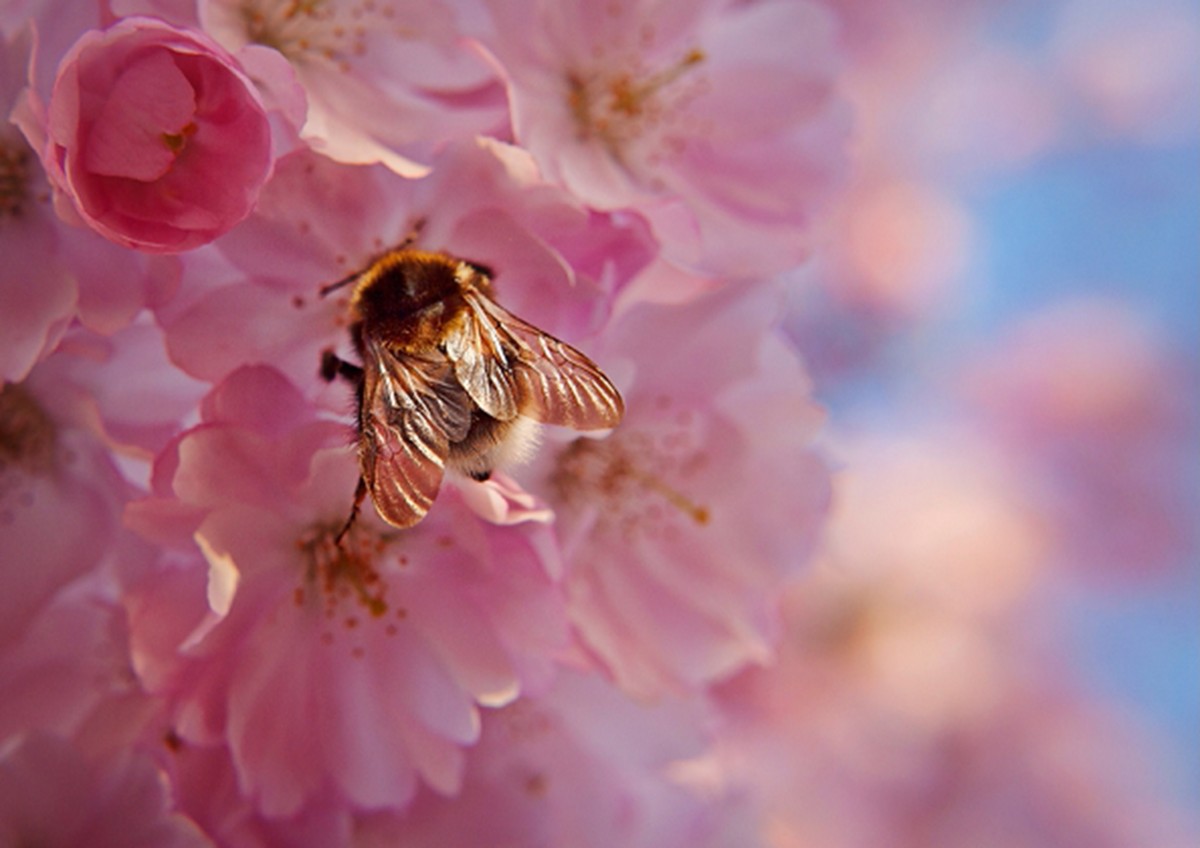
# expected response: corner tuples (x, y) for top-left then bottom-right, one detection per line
(0, 137), (31, 218)
(551, 430), (711, 537)
(297, 522), (391, 619)
(566, 48), (706, 161)
(236, 0), (416, 69)
(0, 384), (57, 477)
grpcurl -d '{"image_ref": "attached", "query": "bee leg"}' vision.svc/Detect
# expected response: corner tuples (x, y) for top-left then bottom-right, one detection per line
(334, 476), (369, 546)
(320, 349), (363, 384)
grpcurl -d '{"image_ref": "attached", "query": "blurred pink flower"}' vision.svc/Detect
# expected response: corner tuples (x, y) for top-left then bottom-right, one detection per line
(479, 0), (849, 275)
(0, 576), (146, 749)
(1, 29), (75, 383)
(0, 734), (211, 848)
(35, 16), (273, 252)
(708, 429), (1197, 847)
(0, 353), (133, 647)
(1053, 0), (1200, 145)
(126, 365), (568, 817)
(198, 0), (505, 176)
(959, 298), (1198, 578)
(528, 283), (829, 698)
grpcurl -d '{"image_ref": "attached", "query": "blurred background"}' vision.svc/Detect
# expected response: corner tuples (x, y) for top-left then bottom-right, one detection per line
(770, 0), (1197, 834)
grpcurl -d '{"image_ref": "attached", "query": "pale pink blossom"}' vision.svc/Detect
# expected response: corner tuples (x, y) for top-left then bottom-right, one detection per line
(0, 353), (132, 647)
(1, 27), (74, 382)
(52, 321), (210, 459)
(159, 139), (653, 400)
(359, 671), (745, 848)
(478, 0), (849, 276)
(0, 734), (211, 848)
(36, 17), (273, 252)
(198, 0), (505, 176)
(162, 741), (356, 847)
(524, 282), (830, 698)
(126, 365), (569, 817)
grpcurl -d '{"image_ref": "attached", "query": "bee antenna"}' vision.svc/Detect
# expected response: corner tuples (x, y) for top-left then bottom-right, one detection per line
(319, 270), (360, 298)
(399, 217), (427, 250)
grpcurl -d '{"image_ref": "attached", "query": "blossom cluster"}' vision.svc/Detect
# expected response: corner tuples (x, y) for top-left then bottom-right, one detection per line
(2, 0), (1196, 846)
(2, 0), (841, 841)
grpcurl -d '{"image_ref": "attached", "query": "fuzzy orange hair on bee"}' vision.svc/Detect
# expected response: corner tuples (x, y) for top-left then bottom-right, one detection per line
(320, 246), (623, 537)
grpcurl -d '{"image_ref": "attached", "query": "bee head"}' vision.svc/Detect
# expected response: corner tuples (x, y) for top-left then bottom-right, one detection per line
(349, 249), (468, 322)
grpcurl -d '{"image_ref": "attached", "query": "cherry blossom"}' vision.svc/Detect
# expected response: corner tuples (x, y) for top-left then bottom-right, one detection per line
(529, 282), (830, 698)
(958, 299), (1198, 578)
(158, 138), (653, 400)
(197, 0), (506, 176)
(709, 429), (1198, 848)
(126, 365), (568, 817)
(358, 671), (747, 848)
(0, 352), (132, 647)
(3, 26), (171, 382)
(33, 17), (274, 252)
(0, 734), (211, 848)
(478, 0), (849, 276)
(1, 0), (1194, 843)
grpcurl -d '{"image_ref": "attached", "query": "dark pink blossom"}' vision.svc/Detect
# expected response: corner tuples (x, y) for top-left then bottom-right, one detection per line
(38, 17), (273, 252)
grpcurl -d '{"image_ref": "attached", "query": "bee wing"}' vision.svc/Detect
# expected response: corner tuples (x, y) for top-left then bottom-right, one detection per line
(449, 289), (624, 430)
(360, 343), (472, 528)
(441, 290), (522, 421)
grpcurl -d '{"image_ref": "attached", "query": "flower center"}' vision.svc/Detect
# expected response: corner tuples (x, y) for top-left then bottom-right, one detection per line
(237, 0), (412, 69)
(550, 400), (711, 541)
(160, 122), (198, 155)
(0, 383), (57, 524)
(0, 136), (32, 218)
(566, 48), (706, 163)
(0, 383), (56, 477)
(295, 522), (393, 620)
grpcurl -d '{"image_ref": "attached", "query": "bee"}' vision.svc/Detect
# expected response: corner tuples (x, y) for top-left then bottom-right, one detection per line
(320, 245), (624, 537)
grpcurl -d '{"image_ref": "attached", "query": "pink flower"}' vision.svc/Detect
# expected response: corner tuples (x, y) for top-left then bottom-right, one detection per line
(127, 365), (569, 817)
(707, 430), (1198, 848)
(0, 734), (211, 848)
(38, 17), (273, 252)
(198, 0), (505, 176)
(4, 25), (194, 375)
(2, 27), (75, 383)
(478, 0), (849, 275)
(0, 352), (132, 647)
(527, 282), (830, 698)
(957, 299), (1198, 578)
(158, 139), (653, 400)
(361, 671), (740, 848)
